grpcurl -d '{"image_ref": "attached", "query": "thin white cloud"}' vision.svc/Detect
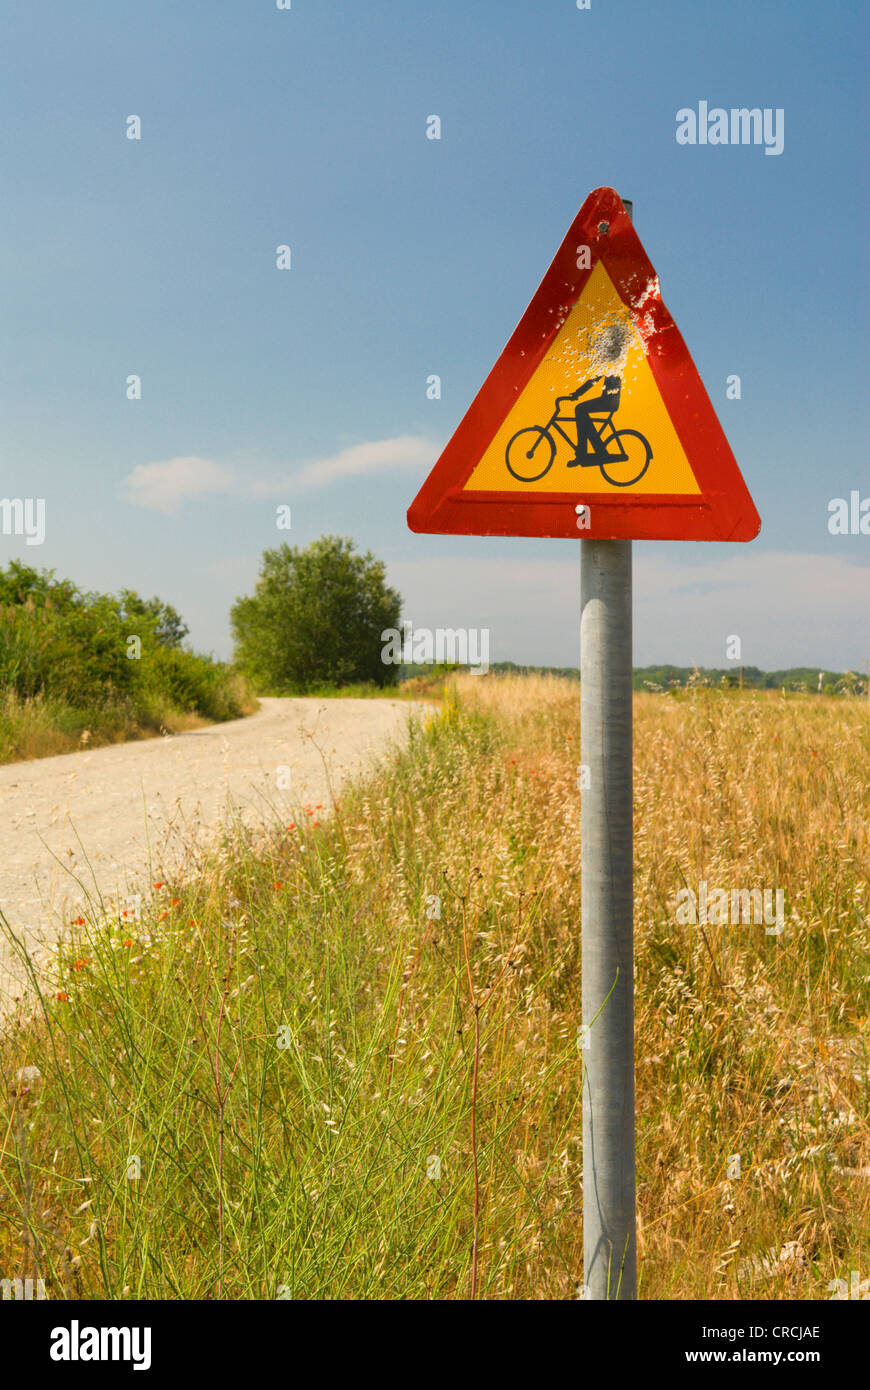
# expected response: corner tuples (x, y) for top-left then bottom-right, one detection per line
(253, 435), (438, 493)
(123, 437), (438, 509)
(121, 456), (235, 513)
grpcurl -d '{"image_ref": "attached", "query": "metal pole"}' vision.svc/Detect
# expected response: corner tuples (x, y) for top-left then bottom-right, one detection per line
(580, 195), (636, 1301)
(581, 539), (635, 1300)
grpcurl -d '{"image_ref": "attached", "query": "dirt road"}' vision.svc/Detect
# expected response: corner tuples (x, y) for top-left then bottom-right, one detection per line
(0, 697), (423, 1007)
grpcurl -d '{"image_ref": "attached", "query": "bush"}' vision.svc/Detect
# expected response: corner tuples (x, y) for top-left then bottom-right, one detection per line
(143, 647), (248, 722)
(0, 564), (254, 762)
(230, 536), (401, 693)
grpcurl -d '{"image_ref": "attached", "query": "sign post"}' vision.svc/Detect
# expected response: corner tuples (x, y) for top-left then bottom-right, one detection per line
(407, 186), (760, 1300)
(580, 536), (635, 1299)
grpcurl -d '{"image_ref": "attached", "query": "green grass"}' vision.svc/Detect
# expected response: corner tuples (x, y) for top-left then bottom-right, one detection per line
(252, 666), (459, 701)
(0, 676), (867, 1300)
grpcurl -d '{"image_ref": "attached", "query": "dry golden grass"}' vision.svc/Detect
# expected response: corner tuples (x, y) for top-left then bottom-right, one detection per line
(436, 674), (870, 1297)
(0, 688), (255, 764)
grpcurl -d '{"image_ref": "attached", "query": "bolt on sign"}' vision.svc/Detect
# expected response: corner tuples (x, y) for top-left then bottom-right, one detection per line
(408, 186), (760, 542)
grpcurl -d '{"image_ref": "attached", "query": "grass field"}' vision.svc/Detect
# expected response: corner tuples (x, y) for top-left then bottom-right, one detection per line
(1, 675), (867, 1299)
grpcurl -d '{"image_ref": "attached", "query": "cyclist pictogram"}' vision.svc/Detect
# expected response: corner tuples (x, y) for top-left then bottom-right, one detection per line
(505, 372), (652, 486)
(408, 185), (761, 541)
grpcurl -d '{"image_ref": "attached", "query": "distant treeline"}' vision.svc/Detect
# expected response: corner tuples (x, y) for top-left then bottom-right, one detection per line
(481, 662), (866, 694)
(632, 665), (867, 693)
(397, 660), (866, 694)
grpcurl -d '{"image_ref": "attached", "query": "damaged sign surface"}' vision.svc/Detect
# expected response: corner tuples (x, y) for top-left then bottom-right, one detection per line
(408, 186), (760, 541)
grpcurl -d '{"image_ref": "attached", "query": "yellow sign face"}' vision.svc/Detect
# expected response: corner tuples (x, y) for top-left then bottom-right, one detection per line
(462, 262), (701, 495)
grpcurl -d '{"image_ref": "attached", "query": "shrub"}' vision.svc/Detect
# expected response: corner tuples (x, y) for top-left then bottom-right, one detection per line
(230, 536), (401, 693)
(0, 564), (253, 762)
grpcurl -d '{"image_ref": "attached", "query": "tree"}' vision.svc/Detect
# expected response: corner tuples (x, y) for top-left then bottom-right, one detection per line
(112, 590), (189, 648)
(230, 536), (401, 692)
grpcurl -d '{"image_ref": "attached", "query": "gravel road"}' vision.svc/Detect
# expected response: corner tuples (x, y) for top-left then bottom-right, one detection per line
(0, 697), (423, 1008)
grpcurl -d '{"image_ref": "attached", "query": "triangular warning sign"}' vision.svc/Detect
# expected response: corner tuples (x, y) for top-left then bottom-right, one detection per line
(408, 187), (760, 541)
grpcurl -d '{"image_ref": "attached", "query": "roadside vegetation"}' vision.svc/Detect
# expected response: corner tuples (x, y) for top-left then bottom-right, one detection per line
(1, 675), (867, 1299)
(0, 562), (254, 764)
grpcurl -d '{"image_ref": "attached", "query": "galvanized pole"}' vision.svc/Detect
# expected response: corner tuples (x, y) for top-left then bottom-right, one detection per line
(580, 195), (636, 1301)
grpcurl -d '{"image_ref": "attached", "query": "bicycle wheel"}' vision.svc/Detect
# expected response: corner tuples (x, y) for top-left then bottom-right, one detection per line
(600, 429), (652, 487)
(505, 426), (556, 482)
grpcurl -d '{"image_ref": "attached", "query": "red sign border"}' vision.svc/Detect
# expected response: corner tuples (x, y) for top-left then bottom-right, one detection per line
(407, 186), (761, 542)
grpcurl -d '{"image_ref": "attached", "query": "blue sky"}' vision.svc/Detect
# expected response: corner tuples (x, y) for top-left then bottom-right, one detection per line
(2, 0), (867, 671)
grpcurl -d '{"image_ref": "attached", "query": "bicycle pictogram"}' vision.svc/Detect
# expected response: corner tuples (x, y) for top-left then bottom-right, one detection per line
(505, 373), (652, 487)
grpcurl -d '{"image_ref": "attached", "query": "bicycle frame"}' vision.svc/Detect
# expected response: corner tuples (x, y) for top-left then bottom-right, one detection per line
(546, 404), (627, 465)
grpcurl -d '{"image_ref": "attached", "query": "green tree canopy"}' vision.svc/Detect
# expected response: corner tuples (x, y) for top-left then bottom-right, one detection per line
(112, 590), (189, 648)
(230, 536), (401, 693)
(0, 562), (189, 648)
(0, 561), (81, 613)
